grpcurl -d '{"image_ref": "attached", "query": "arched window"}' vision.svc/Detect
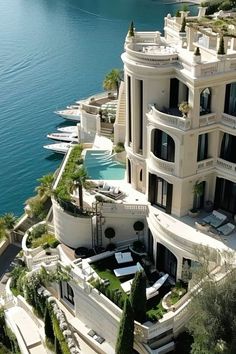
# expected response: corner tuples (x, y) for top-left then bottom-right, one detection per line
(200, 87), (211, 115)
(151, 129), (175, 162)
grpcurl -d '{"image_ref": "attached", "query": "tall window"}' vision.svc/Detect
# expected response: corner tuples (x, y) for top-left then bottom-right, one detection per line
(200, 88), (211, 115)
(224, 82), (236, 117)
(197, 133), (208, 161)
(148, 174), (173, 214)
(152, 129), (175, 162)
(220, 133), (236, 163)
(127, 75), (132, 144)
(139, 80), (143, 151)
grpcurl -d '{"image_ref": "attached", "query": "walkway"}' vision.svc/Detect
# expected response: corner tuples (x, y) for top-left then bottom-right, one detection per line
(5, 306), (47, 354)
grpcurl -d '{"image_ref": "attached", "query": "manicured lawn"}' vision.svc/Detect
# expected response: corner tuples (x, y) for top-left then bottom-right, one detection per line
(91, 254), (171, 321)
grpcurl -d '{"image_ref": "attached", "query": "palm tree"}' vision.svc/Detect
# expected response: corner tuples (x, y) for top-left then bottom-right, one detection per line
(35, 173), (54, 200)
(2, 213), (17, 230)
(103, 69), (122, 97)
(71, 166), (88, 210)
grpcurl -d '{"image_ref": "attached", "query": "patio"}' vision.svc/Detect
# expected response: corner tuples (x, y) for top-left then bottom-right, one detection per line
(90, 251), (172, 322)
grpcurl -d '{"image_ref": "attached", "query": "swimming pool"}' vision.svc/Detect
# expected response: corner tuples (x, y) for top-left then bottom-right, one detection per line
(84, 150), (125, 180)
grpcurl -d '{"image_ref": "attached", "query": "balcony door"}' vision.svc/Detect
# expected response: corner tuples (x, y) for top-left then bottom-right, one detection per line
(215, 178), (236, 216)
(148, 174), (173, 214)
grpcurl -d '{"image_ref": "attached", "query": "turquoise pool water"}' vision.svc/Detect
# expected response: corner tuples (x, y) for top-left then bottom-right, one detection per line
(84, 150), (125, 180)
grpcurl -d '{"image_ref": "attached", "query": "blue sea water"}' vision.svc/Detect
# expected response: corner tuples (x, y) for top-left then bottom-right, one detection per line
(0, 0), (197, 216)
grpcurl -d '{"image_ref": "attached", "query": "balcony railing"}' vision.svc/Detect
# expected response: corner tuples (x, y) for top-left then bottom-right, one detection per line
(199, 112), (217, 127)
(197, 158), (214, 171)
(148, 104), (191, 131)
(150, 153), (175, 175)
(221, 113), (236, 128)
(216, 158), (236, 173)
(125, 45), (178, 66)
(101, 203), (148, 215)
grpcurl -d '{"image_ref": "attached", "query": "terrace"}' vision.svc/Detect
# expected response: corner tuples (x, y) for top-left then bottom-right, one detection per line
(87, 249), (181, 322)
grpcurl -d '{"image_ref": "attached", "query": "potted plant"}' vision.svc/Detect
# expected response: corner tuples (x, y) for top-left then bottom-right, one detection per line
(178, 101), (191, 117)
(133, 220), (144, 240)
(188, 181), (204, 217)
(193, 47), (201, 63)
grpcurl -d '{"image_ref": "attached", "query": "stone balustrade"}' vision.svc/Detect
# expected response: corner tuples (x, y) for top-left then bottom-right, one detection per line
(199, 112), (217, 127)
(148, 104), (191, 131)
(221, 113), (236, 128)
(150, 153), (175, 175)
(197, 157), (214, 171)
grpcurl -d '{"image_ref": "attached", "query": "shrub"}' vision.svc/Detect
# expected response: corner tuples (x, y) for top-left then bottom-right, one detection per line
(26, 196), (47, 220)
(31, 224), (47, 239)
(114, 142), (125, 153)
(219, 0), (232, 10)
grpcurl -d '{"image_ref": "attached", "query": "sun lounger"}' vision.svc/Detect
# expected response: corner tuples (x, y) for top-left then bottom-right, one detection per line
(121, 278), (133, 292)
(115, 252), (133, 264)
(114, 262), (143, 277)
(217, 222), (235, 236)
(203, 210), (227, 228)
(121, 273), (169, 299)
(146, 273), (169, 300)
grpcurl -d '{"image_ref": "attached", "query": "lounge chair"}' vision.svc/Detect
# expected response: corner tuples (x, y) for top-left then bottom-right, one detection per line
(146, 273), (169, 300)
(115, 252), (133, 264)
(217, 222), (235, 236)
(121, 273), (169, 299)
(114, 262), (143, 277)
(121, 278), (133, 293)
(203, 210), (227, 228)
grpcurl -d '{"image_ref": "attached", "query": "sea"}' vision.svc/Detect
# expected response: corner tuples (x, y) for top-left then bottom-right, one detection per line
(0, 0), (197, 216)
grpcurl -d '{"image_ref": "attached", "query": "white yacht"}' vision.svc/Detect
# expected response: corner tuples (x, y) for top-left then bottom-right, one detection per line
(43, 142), (77, 154)
(54, 108), (81, 121)
(47, 132), (78, 143)
(57, 126), (78, 134)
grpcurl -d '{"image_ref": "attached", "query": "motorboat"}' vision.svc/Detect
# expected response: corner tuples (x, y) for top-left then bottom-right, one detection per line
(43, 142), (77, 154)
(54, 108), (81, 121)
(57, 126), (78, 134)
(66, 104), (80, 109)
(47, 132), (78, 143)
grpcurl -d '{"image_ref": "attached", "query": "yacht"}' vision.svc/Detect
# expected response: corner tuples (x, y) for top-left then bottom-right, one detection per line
(47, 132), (78, 143)
(43, 142), (77, 154)
(54, 108), (81, 121)
(57, 126), (78, 134)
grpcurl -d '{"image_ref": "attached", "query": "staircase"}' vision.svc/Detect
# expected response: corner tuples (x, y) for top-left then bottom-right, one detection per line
(100, 123), (113, 138)
(114, 81), (126, 144)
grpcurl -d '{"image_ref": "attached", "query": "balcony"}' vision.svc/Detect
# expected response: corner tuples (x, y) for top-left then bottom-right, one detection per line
(197, 158), (214, 172)
(150, 153), (175, 176)
(216, 157), (236, 175)
(125, 42), (178, 66)
(148, 104), (191, 131)
(199, 112), (217, 127)
(221, 113), (236, 129)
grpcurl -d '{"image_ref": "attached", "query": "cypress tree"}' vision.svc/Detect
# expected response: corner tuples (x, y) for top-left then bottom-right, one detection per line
(217, 36), (225, 55)
(180, 17), (186, 33)
(130, 270), (147, 323)
(128, 21), (135, 37)
(115, 298), (134, 354)
(44, 305), (55, 344)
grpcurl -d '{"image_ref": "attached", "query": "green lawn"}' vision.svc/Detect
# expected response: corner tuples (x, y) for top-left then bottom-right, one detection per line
(91, 255), (170, 322)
